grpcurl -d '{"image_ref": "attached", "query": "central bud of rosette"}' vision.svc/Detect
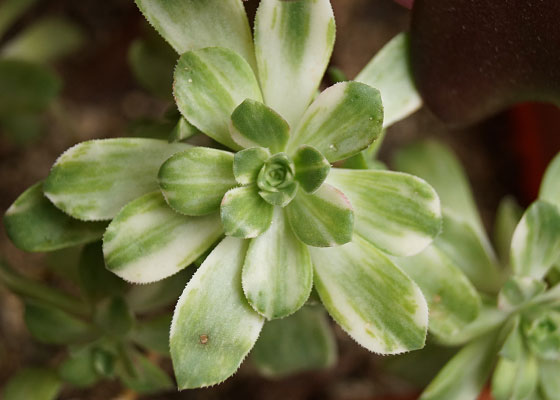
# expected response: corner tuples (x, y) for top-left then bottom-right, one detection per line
(523, 310), (560, 360)
(256, 153), (297, 207)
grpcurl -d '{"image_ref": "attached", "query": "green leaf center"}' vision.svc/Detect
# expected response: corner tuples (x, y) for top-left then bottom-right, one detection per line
(257, 153), (298, 207)
(523, 310), (560, 360)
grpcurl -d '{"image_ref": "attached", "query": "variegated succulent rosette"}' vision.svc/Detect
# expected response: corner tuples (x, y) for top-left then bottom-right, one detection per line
(4, 0), (442, 389)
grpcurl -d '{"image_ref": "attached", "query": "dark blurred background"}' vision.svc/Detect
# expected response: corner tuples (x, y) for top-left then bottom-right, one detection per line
(0, 1), (558, 399)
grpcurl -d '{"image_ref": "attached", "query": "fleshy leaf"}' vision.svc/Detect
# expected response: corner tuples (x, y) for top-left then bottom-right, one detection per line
(435, 215), (503, 294)
(2, 368), (61, 400)
(251, 305), (336, 377)
(4, 182), (106, 252)
(327, 169), (441, 256)
(94, 296), (135, 337)
(523, 310), (560, 360)
(118, 349), (174, 394)
(170, 237), (264, 389)
(230, 99), (290, 153)
(311, 235), (428, 354)
(539, 360), (560, 400)
(129, 38), (176, 99)
(126, 270), (191, 314)
(511, 200), (560, 279)
(286, 184), (353, 247)
(254, 0), (335, 126)
(1, 17), (84, 64)
(499, 318), (524, 361)
(395, 246), (481, 339)
(498, 276), (546, 310)
(173, 47), (262, 150)
(44, 138), (189, 221)
(233, 147), (270, 185)
(24, 301), (93, 345)
(393, 140), (486, 237)
(242, 208), (313, 319)
(259, 182), (299, 207)
(540, 152), (560, 210)
(104, 192), (222, 284)
(288, 81), (383, 162)
(356, 33), (421, 128)
(221, 186), (274, 238)
(0, 59), (60, 116)
(169, 117), (201, 142)
(58, 348), (99, 388)
(492, 353), (538, 400)
(130, 314), (172, 356)
(420, 332), (500, 400)
(158, 147), (236, 216)
(293, 145), (331, 193)
(134, 0), (255, 68)
(493, 196), (523, 264)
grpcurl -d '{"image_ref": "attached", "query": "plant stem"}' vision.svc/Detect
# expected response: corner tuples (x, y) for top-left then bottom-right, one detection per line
(0, 260), (89, 317)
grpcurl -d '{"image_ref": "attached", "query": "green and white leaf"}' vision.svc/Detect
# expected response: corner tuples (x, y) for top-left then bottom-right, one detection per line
(356, 33), (421, 128)
(395, 246), (481, 339)
(311, 235), (428, 354)
(420, 332), (500, 400)
(498, 276), (546, 310)
(44, 138), (189, 221)
(288, 81), (383, 162)
(242, 208), (313, 319)
(2, 368), (61, 400)
(158, 147), (236, 216)
(327, 169), (441, 256)
(254, 0), (335, 127)
(286, 184), (353, 247)
(24, 301), (93, 344)
(134, 0), (255, 68)
(293, 145), (331, 193)
(221, 185), (274, 239)
(539, 360), (560, 400)
(233, 147), (270, 185)
(1, 17), (84, 64)
(230, 99), (290, 153)
(174, 47), (262, 149)
(169, 117), (201, 142)
(393, 140), (486, 237)
(170, 237), (264, 389)
(540, 152), (560, 210)
(251, 305), (336, 377)
(493, 196), (523, 264)
(0, 59), (60, 116)
(104, 192), (222, 284)
(492, 353), (538, 400)
(435, 215), (503, 294)
(4, 182), (106, 252)
(511, 200), (560, 279)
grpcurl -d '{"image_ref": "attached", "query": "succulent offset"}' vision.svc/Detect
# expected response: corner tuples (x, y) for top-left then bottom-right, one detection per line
(4, 0), (444, 389)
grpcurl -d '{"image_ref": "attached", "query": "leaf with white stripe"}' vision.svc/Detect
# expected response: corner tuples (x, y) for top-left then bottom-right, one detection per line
(158, 147), (236, 216)
(251, 305), (336, 377)
(103, 192), (222, 284)
(311, 235), (428, 354)
(4, 182), (106, 252)
(230, 99), (290, 153)
(170, 237), (264, 389)
(394, 140), (485, 237)
(293, 145), (331, 194)
(174, 47), (262, 150)
(254, 0), (335, 127)
(44, 139), (189, 221)
(233, 147), (270, 185)
(135, 0), (255, 68)
(327, 169), (441, 256)
(286, 184), (353, 247)
(511, 200), (560, 279)
(220, 186), (273, 239)
(356, 33), (421, 128)
(539, 152), (560, 209)
(288, 82), (383, 162)
(492, 352), (538, 400)
(395, 246), (481, 339)
(242, 208), (312, 319)
(539, 360), (560, 400)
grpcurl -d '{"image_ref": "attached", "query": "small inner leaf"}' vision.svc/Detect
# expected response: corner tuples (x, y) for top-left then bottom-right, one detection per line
(286, 184), (354, 247)
(259, 181), (299, 207)
(221, 185), (274, 238)
(230, 99), (290, 153)
(293, 145), (331, 193)
(233, 147), (270, 185)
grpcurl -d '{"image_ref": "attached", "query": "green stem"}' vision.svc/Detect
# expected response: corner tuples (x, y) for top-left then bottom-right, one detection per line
(0, 260), (89, 317)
